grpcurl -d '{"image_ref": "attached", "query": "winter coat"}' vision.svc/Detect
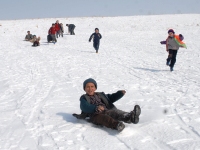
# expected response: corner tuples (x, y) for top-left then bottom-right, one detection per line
(49, 27), (57, 35)
(55, 23), (60, 31)
(25, 34), (33, 40)
(167, 36), (180, 50)
(89, 33), (102, 43)
(80, 91), (124, 114)
(30, 36), (40, 43)
(161, 34), (186, 50)
(60, 24), (64, 32)
(68, 24), (75, 30)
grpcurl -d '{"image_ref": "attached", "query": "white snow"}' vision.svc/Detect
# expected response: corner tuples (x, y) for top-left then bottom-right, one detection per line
(0, 14), (200, 150)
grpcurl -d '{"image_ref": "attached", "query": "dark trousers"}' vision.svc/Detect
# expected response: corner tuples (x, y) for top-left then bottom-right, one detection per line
(50, 34), (57, 42)
(90, 109), (129, 129)
(167, 49), (178, 68)
(56, 30), (61, 38)
(93, 42), (100, 51)
(70, 27), (75, 35)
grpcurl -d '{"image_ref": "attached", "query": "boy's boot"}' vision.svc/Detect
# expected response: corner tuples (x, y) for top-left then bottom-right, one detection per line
(122, 105), (141, 124)
(130, 105), (141, 124)
(115, 122), (125, 132)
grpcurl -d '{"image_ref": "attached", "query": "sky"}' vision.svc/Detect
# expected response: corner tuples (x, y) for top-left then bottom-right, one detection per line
(0, 0), (200, 20)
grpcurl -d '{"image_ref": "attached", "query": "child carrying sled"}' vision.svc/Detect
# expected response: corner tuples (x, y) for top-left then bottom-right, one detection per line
(160, 29), (187, 71)
(73, 78), (141, 132)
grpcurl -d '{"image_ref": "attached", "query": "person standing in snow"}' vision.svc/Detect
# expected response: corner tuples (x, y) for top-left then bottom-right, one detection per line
(89, 28), (102, 53)
(60, 23), (64, 37)
(160, 29), (187, 71)
(48, 23), (57, 43)
(73, 78), (141, 132)
(66, 24), (76, 35)
(55, 20), (61, 38)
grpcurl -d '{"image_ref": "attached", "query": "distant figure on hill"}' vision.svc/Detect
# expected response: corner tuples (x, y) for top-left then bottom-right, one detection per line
(66, 24), (75, 35)
(60, 23), (64, 37)
(55, 20), (61, 38)
(73, 78), (141, 132)
(30, 35), (40, 47)
(160, 29), (187, 71)
(48, 23), (57, 44)
(89, 28), (102, 53)
(25, 31), (33, 41)
(32, 36), (41, 47)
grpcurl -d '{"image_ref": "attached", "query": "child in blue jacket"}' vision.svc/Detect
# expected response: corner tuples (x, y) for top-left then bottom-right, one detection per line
(73, 78), (141, 132)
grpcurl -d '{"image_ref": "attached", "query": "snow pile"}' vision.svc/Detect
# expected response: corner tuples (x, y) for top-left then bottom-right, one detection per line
(0, 14), (200, 150)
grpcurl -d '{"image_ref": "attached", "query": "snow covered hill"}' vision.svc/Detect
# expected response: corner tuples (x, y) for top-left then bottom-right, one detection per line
(0, 14), (200, 150)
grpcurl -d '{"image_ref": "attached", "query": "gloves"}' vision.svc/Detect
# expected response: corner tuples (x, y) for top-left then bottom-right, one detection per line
(160, 41), (166, 44)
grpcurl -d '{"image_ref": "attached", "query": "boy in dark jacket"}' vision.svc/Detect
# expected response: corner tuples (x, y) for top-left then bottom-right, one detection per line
(74, 78), (141, 132)
(66, 24), (76, 35)
(89, 28), (102, 53)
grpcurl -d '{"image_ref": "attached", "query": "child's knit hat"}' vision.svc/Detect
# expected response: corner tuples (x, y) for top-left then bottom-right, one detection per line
(83, 78), (97, 90)
(168, 29), (175, 34)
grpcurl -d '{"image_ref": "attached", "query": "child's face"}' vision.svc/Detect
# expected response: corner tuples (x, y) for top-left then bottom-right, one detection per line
(84, 83), (96, 96)
(95, 30), (99, 33)
(168, 32), (174, 37)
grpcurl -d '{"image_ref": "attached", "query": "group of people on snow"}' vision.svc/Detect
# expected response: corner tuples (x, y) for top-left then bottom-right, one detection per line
(73, 29), (187, 132)
(24, 22), (187, 132)
(24, 20), (102, 52)
(24, 20), (76, 45)
(25, 31), (40, 47)
(48, 20), (64, 44)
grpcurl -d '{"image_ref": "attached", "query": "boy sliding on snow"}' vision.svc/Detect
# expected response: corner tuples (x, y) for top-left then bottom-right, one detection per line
(160, 29), (187, 71)
(89, 28), (102, 53)
(73, 78), (141, 132)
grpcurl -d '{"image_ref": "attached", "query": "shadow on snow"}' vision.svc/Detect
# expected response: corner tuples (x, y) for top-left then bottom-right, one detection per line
(56, 112), (119, 135)
(134, 67), (169, 72)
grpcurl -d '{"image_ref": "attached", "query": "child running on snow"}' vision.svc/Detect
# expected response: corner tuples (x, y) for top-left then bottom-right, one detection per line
(160, 29), (187, 71)
(73, 78), (141, 132)
(89, 28), (102, 53)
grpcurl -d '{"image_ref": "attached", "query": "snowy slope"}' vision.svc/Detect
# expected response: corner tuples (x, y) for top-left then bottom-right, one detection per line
(0, 14), (200, 150)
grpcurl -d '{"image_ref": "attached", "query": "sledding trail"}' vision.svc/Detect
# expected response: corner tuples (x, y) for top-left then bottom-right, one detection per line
(0, 15), (200, 150)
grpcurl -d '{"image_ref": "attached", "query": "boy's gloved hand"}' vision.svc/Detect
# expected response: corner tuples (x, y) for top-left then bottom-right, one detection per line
(97, 106), (105, 112)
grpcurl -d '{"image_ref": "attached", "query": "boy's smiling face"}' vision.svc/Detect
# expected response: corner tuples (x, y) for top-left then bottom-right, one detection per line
(85, 83), (96, 96)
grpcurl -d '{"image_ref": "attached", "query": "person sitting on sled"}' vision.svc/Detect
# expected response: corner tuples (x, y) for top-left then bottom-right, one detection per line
(160, 29), (187, 71)
(73, 78), (141, 132)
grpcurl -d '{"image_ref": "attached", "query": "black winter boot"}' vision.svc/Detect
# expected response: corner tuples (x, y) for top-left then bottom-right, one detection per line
(130, 105), (141, 124)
